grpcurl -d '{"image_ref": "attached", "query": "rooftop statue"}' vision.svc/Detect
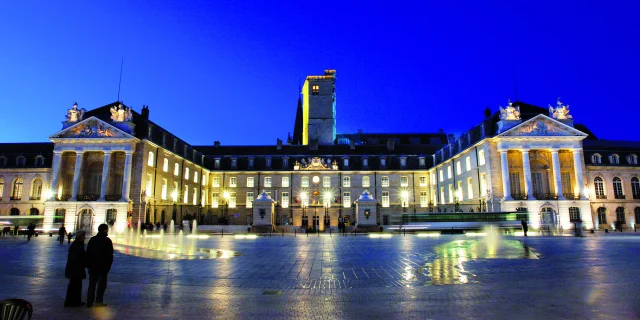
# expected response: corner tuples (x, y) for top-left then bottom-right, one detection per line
(65, 101), (86, 122)
(110, 103), (133, 122)
(499, 100), (521, 120)
(549, 97), (572, 120)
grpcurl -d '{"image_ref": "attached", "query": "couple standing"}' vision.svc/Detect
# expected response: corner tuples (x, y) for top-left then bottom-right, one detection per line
(64, 224), (113, 308)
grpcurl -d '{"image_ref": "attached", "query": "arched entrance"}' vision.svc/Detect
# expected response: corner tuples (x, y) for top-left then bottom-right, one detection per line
(539, 206), (557, 232)
(77, 209), (93, 231)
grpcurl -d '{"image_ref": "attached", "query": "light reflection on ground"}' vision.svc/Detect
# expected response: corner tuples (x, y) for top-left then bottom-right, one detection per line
(113, 243), (240, 260)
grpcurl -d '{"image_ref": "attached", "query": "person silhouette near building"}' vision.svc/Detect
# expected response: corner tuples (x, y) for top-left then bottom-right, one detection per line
(521, 219), (528, 237)
(65, 230), (86, 307)
(86, 224), (114, 308)
(27, 223), (36, 241)
(58, 224), (66, 244)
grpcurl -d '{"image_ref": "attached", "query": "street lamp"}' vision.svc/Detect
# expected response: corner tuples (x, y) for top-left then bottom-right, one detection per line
(401, 190), (409, 213)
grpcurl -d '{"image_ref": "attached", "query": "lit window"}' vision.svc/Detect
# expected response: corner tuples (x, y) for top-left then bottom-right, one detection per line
(174, 163), (179, 176)
(466, 157), (471, 171)
(610, 154), (620, 164)
(591, 153), (602, 164)
(419, 176), (427, 187)
(194, 172), (198, 183)
(613, 177), (624, 198)
(458, 181), (463, 201)
(312, 84), (319, 95)
(448, 184), (453, 203)
(173, 182), (178, 201)
(266, 157), (272, 168)
(0, 178), (4, 201)
(214, 158), (221, 169)
(456, 162), (462, 175)
(420, 191), (428, 207)
(439, 170), (443, 182)
(362, 176), (370, 188)
(440, 187), (445, 204)
(343, 158), (349, 167)
(629, 154), (638, 165)
(185, 168), (189, 180)
(343, 192), (351, 208)
(229, 192), (236, 208)
(419, 157), (426, 167)
(448, 166), (452, 179)
(400, 176), (408, 187)
(230, 177), (237, 187)
(569, 207), (581, 222)
(381, 176), (389, 187)
(247, 177), (254, 188)
(163, 158), (168, 172)
(478, 150), (486, 166)
(212, 177), (220, 187)
(246, 192), (254, 208)
(264, 177), (272, 188)
(467, 178), (473, 199)
(148, 152), (154, 166)
(480, 173), (487, 196)
(145, 174), (152, 197)
(202, 174), (206, 186)
(281, 192), (289, 208)
(302, 177), (309, 188)
(212, 192), (219, 208)
(183, 185), (189, 203)
(631, 177), (640, 198)
(193, 187), (197, 205)
(323, 176), (331, 187)
(382, 191), (390, 207)
(282, 177), (290, 188)
(161, 179), (167, 200)
(343, 176), (351, 187)
(30, 178), (42, 200)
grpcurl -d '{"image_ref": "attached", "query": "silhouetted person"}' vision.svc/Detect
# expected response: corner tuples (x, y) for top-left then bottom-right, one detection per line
(27, 223), (36, 241)
(67, 232), (73, 244)
(86, 224), (113, 308)
(65, 230), (86, 307)
(58, 224), (67, 244)
(14, 225), (18, 236)
(521, 219), (528, 237)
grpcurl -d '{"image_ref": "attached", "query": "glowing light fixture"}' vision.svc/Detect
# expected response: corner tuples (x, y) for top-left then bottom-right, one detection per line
(234, 234), (257, 239)
(223, 191), (231, 200)
(369, 233), (393, 238)
(171, 190), (178, 202)
(416, 233), (440, 238)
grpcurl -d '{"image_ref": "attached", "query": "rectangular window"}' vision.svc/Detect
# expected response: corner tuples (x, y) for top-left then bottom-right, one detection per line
(441, 187), (446, 204)
(173, 182), (178, 201)
(343, 192), (351, 208)
(185, 168), (189, 180)
(362, 176), (370, 188)
(246, 192), (254, 208)
(419, 176), (427, 187)
(478, 150), (486, 166)
(467, 178), (473, 199)
(480, 173), (487, 196)
(301, 176), (309, 188)
(193, 187), (197, 205)
(147, 152), (154, 167)
(145, 174), (153, 197)
(447, 166), (452, 179)
(312, 84), (319, 95)
(343, 176), (351, 187)
(281, 192), (289, 208)
(174, 163), (179, 176)
(569, 207), (581, 222)
(439, 170), (444, 182)
(264, 177), (272, 188)
(161, 179), (167, 200)
(420, 191), (428, 207)
(458, 181), (463, 201)
(212, 192), (219, 208)
(343, 158), (349, 167)
(214, 158), (221, 169)
(400, 176), (408, 187)
(163, 158), (169, 172)
(509, 173), (521, 195)
(323, 176), (331, 187)
(212, 177), (220, 187)
(561, 172), (572, 195)
(448, 184), (454, 203)
(229, 192), (236, 208)
(466, 157), (471, 171)
(456, 162), (462, 175)
(194, 172), (198, 183)
(230, 177), (237, 187)
(381, 176), (390, 187)
(382, 191), (390, 207)
(183, 185), (189, 204)
(202, 174), (206, 186)
(282, 176), (290, 188)
(247, 177), (254, 188)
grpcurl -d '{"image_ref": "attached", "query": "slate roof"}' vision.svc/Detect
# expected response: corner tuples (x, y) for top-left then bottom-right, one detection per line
(0, 143), (54, 168)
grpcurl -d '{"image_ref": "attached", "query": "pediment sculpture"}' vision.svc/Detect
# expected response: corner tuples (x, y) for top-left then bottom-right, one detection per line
(296, 157), (334, 170)
(548, 97), (572, 120)
(512, 119), (559, 136)
(110, 104), (133, 122)
(64, 119), (118, 138)
(65, 102), (86, 123)
(499, 100), (521, 120)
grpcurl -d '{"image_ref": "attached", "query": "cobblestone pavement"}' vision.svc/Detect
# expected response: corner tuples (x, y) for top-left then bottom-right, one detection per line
(1, 232), (639, 319)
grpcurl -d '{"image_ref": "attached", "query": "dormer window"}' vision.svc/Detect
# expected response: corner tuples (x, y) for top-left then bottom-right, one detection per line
(592, 153), (602, 164)
(0, 156), (6, 167)
(418, 156), (426, 168)
(214, 157), (221, 169)
(609, 154), (620, 164)
(265, 156), (272, 169)
(173, 140), (178, 152)
(16, 156), (25, 167)
(34, 156), (45, 167)
(231, 157), (237, 169)
(162, 133), (167, 147)
(312, 84), (320, 95)
(282, 156), (289, 169)
(380, 156), (387, 168)
(183, 145), (188, 158)
(362, 156), (368, 168)
(343, 157), (349, 168)
(248, 156), (254, 169)
(147, 125), (153, 139)
(628, 154), (638, 165)
(399, 156), (407, 168)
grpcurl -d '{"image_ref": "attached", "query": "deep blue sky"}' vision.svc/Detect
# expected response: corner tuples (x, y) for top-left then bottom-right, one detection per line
(1, 1), (638, 145)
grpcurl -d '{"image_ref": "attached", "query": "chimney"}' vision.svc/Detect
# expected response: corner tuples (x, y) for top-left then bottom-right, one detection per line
(276, 138), (282, 150)
(214, 141), (220, 147)
(141, 105), (150, 119)
(386, 139), (395, 151)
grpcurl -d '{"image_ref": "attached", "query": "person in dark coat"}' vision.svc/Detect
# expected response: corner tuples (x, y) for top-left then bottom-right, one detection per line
(86, 224), (114, 308)
(521, 219), (528, 237)
(65, 230), (86, 307)
(58, 224), (67, 244)
(27, 223), (36, 241)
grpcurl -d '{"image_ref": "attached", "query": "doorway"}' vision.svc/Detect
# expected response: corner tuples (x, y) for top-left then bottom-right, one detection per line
(77, 209), (93, 231)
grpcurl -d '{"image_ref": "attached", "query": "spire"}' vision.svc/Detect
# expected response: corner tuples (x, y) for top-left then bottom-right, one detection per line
(292, 93), (303, 145)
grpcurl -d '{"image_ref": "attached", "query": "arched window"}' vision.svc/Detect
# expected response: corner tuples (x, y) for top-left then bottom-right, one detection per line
(616, 207), (626, 224)
(0, 177), (4, 200)
(0, 156), (7, 167)
(597, 207), (607, 224)
(632, 177), (640, 199)
(148, 151), (154, 166)
(628, 154), (638, 165)
(16, 156), (26, 167)
(594, 177), (605, 199)
(591, 153), (602, 164)
(29, 208), (39, 216)
(34, 155), (45, 167)
(31, 178), (42, 200)
(613, 177), (624, 199)
(9, 208), (19, 216)
(11, 178), (23, 200)
(609, 154), (620, 164)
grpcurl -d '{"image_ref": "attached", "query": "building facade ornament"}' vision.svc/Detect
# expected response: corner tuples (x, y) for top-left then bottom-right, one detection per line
(295, 157), (335, 170)
(65, 102), (86, 123)
(110, 104), (133, 122)
(67, 119), (116, 138)
(499, 100), (521, 120)
(549, 98), (572, 120)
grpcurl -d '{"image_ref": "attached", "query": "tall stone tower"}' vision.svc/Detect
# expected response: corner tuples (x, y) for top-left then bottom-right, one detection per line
(301, 70), (336, 145)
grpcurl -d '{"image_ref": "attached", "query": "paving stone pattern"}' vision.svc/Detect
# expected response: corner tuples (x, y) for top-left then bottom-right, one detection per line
(0, 233), (639, 319)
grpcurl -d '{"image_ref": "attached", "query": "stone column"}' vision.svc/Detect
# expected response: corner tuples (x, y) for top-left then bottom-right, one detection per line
(70, 151), (84, 201)
(50, 151), (63, 200)
(521, 149), (534, 200)
(572, 149), (585, 199)
(499, 150), (512, 200)
(99, 151), (112, 201)
(121, 151), (133, 202)
(551, 149), (565, 200)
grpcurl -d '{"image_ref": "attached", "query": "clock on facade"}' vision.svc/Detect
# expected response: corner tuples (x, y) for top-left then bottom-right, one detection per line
(312, 176), (320, 184)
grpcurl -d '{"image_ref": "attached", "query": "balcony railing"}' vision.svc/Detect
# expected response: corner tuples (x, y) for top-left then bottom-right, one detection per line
(56, 194), (72, 201)
(511, 193), (528, 200)
(29, 196), (41, 201)
(533, 193), (558, 200)
(105, 195), (121, 201)
(614, 194), (626, 200)
(77, 194), (100, 201)
(563, 193), (580, 200)
(10, 196), (21, 201)
(634, 194), (640, 200)
(596, 194), (607, 199)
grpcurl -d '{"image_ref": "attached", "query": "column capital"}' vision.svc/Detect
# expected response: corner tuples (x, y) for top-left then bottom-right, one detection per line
(103, 150), (114, 155)
(124, 150), (134, 155)
(497, 149), (509, 153)
(549, 148), (560, 153)
(520, 148), (530, 153)
(571, 148), (583, 153)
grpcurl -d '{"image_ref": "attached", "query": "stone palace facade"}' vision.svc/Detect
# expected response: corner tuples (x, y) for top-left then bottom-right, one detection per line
(1, 70), (639, 233)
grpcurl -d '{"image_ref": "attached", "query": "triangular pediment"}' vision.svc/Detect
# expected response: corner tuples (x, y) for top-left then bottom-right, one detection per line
(49, 117), (135, 140)
(498, 115), (587, 138)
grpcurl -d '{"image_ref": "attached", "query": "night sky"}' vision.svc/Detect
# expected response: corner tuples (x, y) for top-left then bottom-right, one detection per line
(1, 1), (638, 145)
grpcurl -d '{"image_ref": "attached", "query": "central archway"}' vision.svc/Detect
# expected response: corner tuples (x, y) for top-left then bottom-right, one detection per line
(77, 208), (93, 231)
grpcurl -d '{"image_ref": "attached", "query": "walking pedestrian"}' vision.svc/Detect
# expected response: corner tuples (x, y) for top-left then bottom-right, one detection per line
(58, 224), (67, 244)
(27, 223), (36, 241)
(14, 225), (19, 236)
(67, 232), (73, 244)
(64, 230), (86, 307)
(86, 224), (114, 308)
(521, 219), (528, 237)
